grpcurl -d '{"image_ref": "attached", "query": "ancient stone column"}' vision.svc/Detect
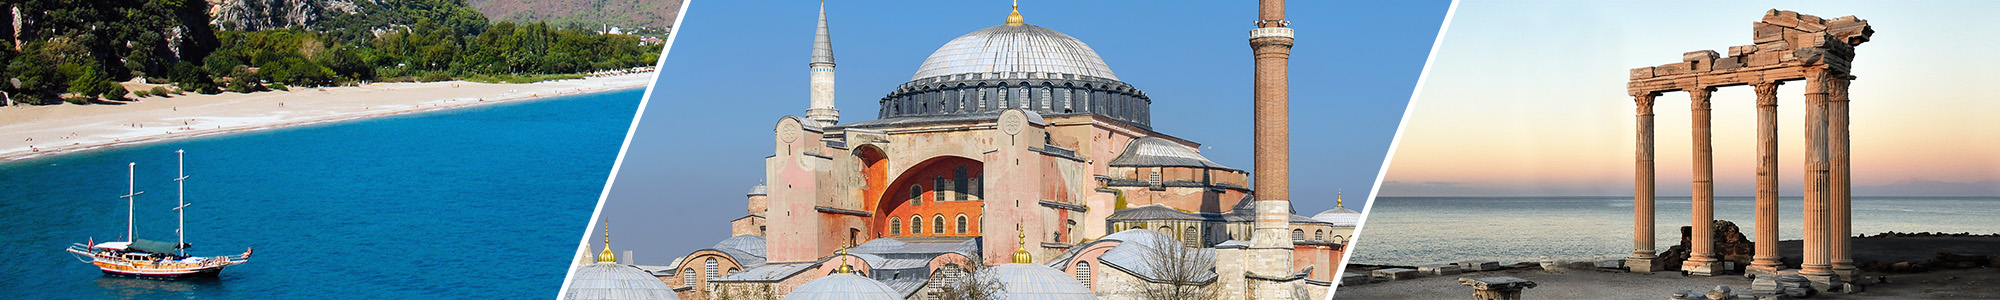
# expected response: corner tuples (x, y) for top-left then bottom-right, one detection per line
(1748, 82), (1785, 276)
(1829, 75), (1856, 279)
(1629, 92), (1661, 273)
(1685, 87), (1721, 276)
(1800, 69), (1836, 286)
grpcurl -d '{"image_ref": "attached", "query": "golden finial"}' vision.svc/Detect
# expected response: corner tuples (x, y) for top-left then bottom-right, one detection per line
(597, 218), (618, 263)
(1005, 0), (1024, 26)
(1011, 224), (1032, 264)
(835, 242), (856, 273)
(1336, 189), (1344, 207)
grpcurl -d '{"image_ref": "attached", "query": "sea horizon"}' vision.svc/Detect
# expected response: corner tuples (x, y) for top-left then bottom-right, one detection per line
(1347, 196), (2000, 266)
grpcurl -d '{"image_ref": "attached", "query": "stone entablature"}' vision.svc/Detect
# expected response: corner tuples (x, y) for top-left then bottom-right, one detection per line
(1626, 10), (1870, 95)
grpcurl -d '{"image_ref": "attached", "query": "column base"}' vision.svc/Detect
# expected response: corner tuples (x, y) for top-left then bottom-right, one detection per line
(1832, 266), (1858, 285)
(1801, 273), (1842, 292)
(1683, 258), (1723, 276)
(1627, 257), (1663, 273)
(1745, 262), (1784, 278)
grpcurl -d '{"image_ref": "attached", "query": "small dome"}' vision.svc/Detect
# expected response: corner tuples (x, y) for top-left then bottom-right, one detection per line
(1109, 137), (1233, 170)
(1312, 207), (1362, 227)
(911, 24), (1117, 81)
(980, 264), (1097, 300)
(747, 183), (768, 196)
(565, 263), (681, 300)
(784, 273), (901, 300)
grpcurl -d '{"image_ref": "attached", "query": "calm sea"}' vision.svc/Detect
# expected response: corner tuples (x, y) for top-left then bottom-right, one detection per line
(1348, 196), (2000, 266)
(0, 89), (640, 299)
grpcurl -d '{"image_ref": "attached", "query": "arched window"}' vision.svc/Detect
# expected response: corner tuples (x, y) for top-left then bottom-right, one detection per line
(705, 258), (719, 280)
(954, 166), (969, 201)
(1075, 261), (1093, 287)
(1291, 229), (1305, 241)
(1158, 226), (1173, 238)
(890, 218), (902, 236)
(933, 214), (946, 234)
(910, 185), (923, 207)
(956, 214), (969, 234)
(969, 175), (983, 200)
(682, 268), (695, 286)
(1183, 226), (1198, 245)
(911, 214), (923, 234)
(1315, 230), (1325, 241)
(934, 177), (947, 202)
(1334, 235), (1347, 244)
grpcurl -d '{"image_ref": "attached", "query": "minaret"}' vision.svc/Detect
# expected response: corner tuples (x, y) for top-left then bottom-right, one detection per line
(1247, 0), (1297, 298)
(804, 1), (839, 128)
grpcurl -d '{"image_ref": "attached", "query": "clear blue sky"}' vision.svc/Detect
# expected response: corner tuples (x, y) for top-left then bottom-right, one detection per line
(1380, 1), (2000, 197)
(595, 0), (1449, 265)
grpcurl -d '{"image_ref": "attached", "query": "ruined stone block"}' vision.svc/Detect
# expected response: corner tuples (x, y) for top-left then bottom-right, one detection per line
(1745, 51), (1784, 67)
(1762, 10), (1802, 28)
(1753, 23), (1787, 43)
(1339, 272), (1370, 286)
(1729, 45), (1760, 57)
(1459, 260), (1501, 272)
(1684, 50), (1720, 62)
(1756, 40), (1791, 53)
(1419, 264), (1463, 276)
(1713, 56), (1744, 71)
(1372, 268), (1419, 280)
(1655, 62), (1691, 76)
(1630, 67), (1655, 80)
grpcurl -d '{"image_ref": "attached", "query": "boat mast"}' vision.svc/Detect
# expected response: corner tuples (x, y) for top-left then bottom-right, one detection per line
(121, 162), (144, 243)
(175, 150), (189, 256)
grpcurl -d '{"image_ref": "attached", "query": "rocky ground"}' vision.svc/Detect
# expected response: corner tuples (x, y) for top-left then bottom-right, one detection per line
(1337, 236), (2000, 299)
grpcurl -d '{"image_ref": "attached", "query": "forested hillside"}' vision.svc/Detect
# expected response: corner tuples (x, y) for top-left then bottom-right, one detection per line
(0, 0), (663, 105)
(465, 0), (680, 32)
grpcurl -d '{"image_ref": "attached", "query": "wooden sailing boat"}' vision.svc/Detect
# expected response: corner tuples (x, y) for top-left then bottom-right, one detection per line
(66, 150), (250, 279)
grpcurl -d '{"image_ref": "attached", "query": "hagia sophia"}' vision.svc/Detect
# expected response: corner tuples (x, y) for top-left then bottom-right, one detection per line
(567, 1), (1358, 299)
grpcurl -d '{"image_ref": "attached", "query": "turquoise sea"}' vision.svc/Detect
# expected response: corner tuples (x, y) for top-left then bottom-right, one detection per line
(1349, 196), (2000, 266)
(0, 89), (640, 299)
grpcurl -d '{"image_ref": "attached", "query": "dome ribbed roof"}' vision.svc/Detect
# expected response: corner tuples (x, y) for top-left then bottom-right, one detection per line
(1312, 207), (1362, 227)
(910, 24), (1117, 81)
(565, 263), (681, 300)
(980, 264), (1098, 300)
(784, 273), (901, 300)
(1108, 137), (1232, 170)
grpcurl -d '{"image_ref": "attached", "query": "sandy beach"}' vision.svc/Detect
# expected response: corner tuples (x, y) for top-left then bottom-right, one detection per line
(0, 71), (654, 162)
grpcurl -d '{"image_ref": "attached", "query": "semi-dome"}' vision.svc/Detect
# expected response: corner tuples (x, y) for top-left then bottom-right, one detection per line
(911, 24), (1117, 81)
(783, 273), (901, 300)
(978, 264), (1098, 300)
(566, 262), (681, 300)
(1109, 137), (1233, 170)
(1312, 207), (1362, 227)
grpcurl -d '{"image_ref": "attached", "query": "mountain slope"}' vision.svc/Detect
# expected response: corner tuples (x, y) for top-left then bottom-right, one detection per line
(465, 0), (681, 29)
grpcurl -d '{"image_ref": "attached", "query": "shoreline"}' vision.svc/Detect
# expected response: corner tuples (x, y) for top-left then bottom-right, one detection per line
(0, 72), (655, 163)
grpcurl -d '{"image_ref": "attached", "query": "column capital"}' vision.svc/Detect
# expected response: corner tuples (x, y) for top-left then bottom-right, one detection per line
(1634, 92), (1659, 115)
(1688, 87), (1716, 110)
(1828, 76), (1851, 103)
(1754, 82), (1783, 106)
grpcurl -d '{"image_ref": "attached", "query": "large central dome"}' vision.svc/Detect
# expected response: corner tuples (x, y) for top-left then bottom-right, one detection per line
(855, 21), (1153, 130)
(910, 24), (1117, 81)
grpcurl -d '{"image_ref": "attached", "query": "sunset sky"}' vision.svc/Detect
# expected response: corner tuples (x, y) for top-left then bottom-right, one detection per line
(1380, 1), (2000, 197)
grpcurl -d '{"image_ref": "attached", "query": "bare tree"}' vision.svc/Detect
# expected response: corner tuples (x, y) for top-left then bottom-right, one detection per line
(928, 259), (1005, 300)
(1135, 236), (1217, 300)
(709, 282), (778, 300)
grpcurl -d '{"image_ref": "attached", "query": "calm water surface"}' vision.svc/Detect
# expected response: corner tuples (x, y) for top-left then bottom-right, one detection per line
(1350, 196), (2000, 265)
(0, 89), (639, 299)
